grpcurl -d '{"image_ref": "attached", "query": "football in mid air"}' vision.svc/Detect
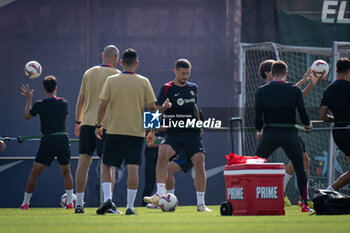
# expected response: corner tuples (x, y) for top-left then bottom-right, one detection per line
(311, 60), (329, 79)
(24, 61), (42, 79)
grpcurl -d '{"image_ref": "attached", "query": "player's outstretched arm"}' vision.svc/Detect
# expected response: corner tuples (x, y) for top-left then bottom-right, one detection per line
(20, 84), (33, 120)
(296, 67), (311, 88)
(301, 72), (319, 98)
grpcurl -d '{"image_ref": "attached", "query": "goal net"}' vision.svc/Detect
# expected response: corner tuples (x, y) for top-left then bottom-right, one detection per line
(238, 42), (350, 204)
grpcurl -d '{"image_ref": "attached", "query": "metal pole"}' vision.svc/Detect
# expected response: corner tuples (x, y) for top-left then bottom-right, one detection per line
(230, 117), (243, 154)
(271, 42), (280, 60)
(237, 43), (244, 155)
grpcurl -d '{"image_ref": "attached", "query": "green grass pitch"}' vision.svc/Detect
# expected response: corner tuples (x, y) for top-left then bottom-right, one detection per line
(0, 205), (349, 233)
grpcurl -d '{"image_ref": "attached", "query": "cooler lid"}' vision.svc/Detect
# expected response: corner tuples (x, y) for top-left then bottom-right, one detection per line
(224, 163), (285, 175)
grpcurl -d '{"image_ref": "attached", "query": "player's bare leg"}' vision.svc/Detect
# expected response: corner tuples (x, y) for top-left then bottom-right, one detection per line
(166, 161), (181, 191)
(327, 156), (350, 191)
(60, 164), (73, 191)
(144, 144), (175, 204)
(75, 154), (92, 193)
(25, 162), (46, 193)
(60, 164), (74, 208)
(111, 166), (116, 192)
(191, 152), (211, 212)
(156, 144), (176, 183)
(20, 161), (46, 209)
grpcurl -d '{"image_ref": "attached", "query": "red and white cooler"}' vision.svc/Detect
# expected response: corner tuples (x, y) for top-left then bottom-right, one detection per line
(223, 163), (285, 216)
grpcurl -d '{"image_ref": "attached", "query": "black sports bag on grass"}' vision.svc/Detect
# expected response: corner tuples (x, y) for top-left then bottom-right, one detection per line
(313, 189), (350, 215)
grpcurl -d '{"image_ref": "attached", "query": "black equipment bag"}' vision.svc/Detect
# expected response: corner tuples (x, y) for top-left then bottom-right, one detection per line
(313, 189), (350, 215)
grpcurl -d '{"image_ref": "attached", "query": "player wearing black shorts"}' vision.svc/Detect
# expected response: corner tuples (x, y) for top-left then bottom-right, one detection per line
(19, 76), (74, 210)
(255, 60), (313, 212)
(320, 57), (350, 191)
(74, 45), (120, 214)
(165, 109), (205, 196)
(96, 48), (157, 215)
(144, 59), (211, 212)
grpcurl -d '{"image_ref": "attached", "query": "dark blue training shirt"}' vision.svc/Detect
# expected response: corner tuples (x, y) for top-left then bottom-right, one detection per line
(157, 81), (200, 135)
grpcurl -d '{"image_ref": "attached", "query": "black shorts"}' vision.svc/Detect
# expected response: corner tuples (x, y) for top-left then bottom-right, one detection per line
(35, 134), (71, 166)
(172, 154), (193, 173)
(79, 125), (105, 157)
(163, 133), (205, 161)
(103, 134), (144, 167)
(333, 129), (350, 156)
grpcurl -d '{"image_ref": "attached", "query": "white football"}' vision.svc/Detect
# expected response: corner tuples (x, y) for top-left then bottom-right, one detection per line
(24, 61), (42, 79)
(311, 60), (329, 79)
(60, 193), (77, 208)
(158, 193), (178, 212)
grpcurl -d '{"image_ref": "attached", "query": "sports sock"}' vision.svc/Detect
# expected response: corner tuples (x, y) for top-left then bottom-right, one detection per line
(126, 189), (137, 210)
(156, 183), (166, 196)
(22, 192), (32, 205)
(76, 192), (84, 207)
(196, 191), (205, 206)
(65, 189), (73, 205)
(326, 185), (334, 191)
(167, 189), (175, 194)
(102, 182), (112, 202)
(284, 173), (292, 191)
(301, 199), (308, 206)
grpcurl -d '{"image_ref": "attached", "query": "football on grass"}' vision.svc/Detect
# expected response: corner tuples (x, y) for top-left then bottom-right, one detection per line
(158, 193), (178, 212)
(60, 193), (77, 208)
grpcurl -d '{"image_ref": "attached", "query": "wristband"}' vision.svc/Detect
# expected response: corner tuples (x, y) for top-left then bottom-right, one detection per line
(95, 123), (102, 129)
(75, 121), (81, 124)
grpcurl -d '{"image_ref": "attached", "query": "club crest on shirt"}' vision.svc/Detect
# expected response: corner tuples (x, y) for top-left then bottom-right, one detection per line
(177, 98), (184, 106)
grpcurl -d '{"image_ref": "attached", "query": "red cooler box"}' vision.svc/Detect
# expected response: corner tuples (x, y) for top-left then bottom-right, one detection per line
(223, 163), (285, 215)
